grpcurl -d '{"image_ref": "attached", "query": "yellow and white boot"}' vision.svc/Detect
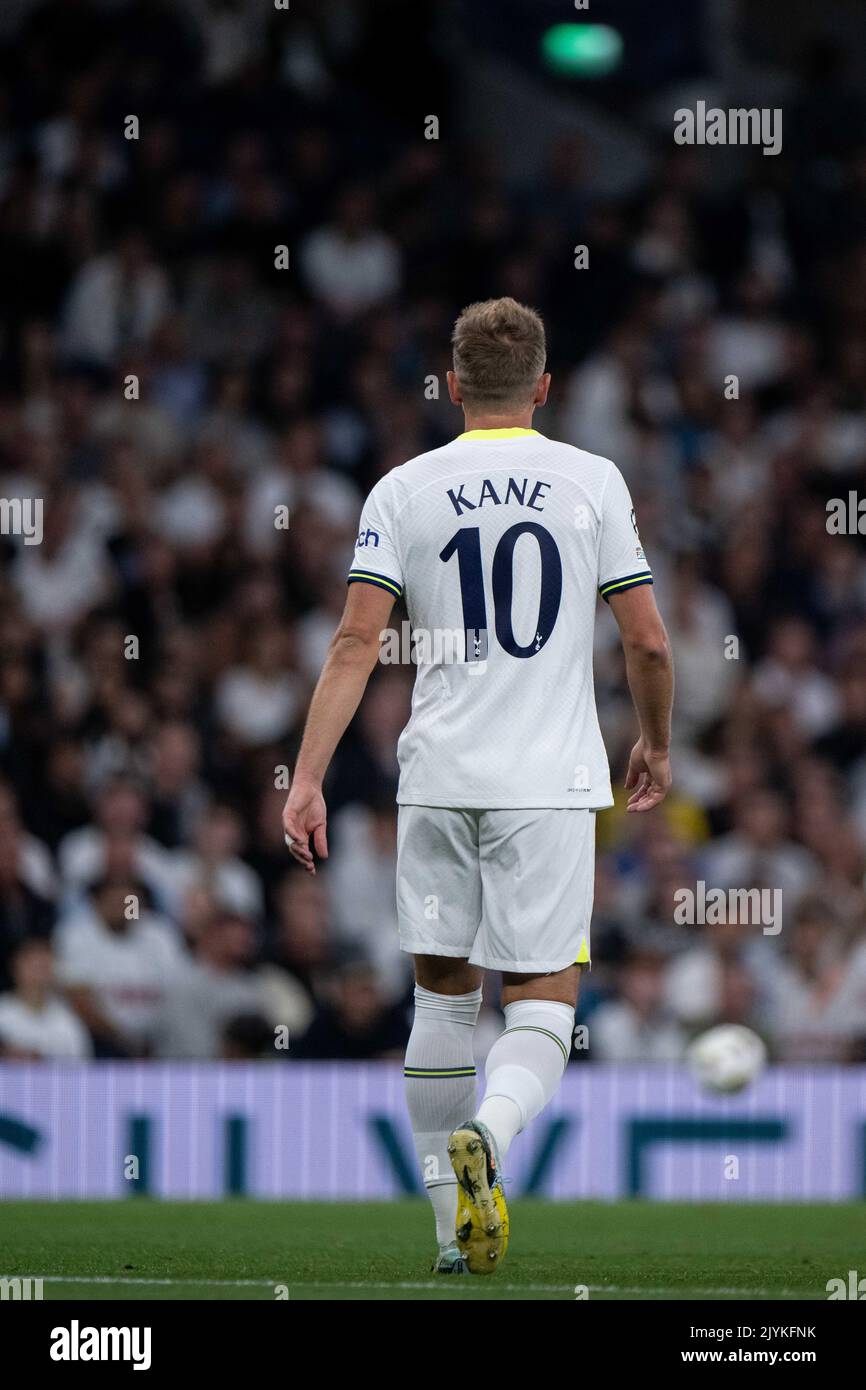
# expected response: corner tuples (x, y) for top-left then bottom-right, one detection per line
(447, 1119), (509, 1275)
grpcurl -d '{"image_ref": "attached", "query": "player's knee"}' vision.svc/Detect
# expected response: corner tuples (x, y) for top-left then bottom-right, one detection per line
(413, 954), (481, 996)
(501, 965), (581, 1008)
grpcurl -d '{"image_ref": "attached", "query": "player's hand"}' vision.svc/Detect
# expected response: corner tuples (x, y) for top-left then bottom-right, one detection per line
(282, 779), (328, 874)
(624, 739), (671, 813)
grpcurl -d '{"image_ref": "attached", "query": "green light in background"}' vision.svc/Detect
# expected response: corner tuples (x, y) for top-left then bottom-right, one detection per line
(541, 24), (623, 78)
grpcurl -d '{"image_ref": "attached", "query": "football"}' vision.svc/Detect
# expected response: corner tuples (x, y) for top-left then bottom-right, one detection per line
(687, 1025), (768, 1094)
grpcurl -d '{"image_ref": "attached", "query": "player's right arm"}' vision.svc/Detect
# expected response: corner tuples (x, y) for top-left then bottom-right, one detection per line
(282, 580), (396, 872)
(283, 475), (405, 871)
(609, 582), (673, 812)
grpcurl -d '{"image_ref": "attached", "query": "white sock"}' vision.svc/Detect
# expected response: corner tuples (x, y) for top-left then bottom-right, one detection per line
(476, 999), (574, 1160)
(404, 984), (482, 1248)
(426, 1183), (459, 1251)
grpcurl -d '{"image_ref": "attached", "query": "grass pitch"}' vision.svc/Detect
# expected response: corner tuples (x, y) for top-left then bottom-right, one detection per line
(3, 1200), (860, 1300)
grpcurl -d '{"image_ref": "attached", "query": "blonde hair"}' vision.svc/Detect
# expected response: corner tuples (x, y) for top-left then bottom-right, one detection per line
(451, 297), (547, 409)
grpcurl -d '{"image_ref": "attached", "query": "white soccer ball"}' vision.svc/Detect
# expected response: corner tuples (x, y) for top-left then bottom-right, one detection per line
(687, 1024), (767, 1094)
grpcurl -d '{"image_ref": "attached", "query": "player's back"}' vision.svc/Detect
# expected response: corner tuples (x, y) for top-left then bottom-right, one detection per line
(348, 427), (652, 811)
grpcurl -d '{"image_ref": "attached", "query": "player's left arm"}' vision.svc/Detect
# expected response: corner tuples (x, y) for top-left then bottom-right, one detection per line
(282, 581), (395, 873)
(597, 463), (673, 813)
(608, 583), (674, 813)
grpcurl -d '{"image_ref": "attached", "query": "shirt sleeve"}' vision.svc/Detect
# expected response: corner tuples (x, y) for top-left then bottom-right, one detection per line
(347, 477), (404, 601)
(597, 464), (653, 603)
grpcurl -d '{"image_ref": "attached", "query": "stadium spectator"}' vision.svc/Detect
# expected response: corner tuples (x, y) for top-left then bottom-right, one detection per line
(765, 898), (866, 1062)
(290, 949), (409, 1060)
(300, 187), (402, 318)
(261, 871), (332, 1013)
(165, 801), (263, 921)
(703, 790), (817, 901)
(328, 793), (408, 1001)
(57, 778), (176, 911)
(61, 231), (172, 367)
(153, 908), (265, 1059)
(0, 937), (91, 1059)
(54, 875), (181, 1055)
(591, 949), (687, 1062)
(0, 797), (56, 990)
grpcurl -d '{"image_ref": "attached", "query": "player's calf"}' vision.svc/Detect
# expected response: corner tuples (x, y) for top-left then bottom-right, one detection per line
(403, 975), (482, 1266)
(475, 986), (577, 1163)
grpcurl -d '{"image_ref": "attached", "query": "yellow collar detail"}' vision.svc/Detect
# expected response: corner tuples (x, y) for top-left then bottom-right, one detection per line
(456, 428), (540, 441)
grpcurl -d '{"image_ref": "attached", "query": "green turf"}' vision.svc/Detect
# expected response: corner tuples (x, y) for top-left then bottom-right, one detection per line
(1, 1200), (862, 1300)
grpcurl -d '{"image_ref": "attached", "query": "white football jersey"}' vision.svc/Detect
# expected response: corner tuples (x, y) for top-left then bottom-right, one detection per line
(348, 427), (652, 809)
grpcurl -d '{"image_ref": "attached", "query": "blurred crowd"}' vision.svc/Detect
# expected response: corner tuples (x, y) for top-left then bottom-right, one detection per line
(0, 0), (865, 1064)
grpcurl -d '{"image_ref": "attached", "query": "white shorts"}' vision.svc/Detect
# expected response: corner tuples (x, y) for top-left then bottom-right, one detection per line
(396, 805), (595, 974)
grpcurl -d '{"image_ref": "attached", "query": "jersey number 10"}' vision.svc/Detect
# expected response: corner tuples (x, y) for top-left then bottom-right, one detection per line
(439, 522), (562, 659)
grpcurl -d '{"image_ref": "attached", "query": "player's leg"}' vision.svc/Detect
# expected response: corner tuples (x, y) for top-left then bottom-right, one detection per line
(445, 965), (580, 1275)
(396, 805), (484, 1270)
(406, 954), (482, 1270)
(472, 807), (593, 1156)
(474, 962), (580, 1160)
(448, 808), (594, 1272)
